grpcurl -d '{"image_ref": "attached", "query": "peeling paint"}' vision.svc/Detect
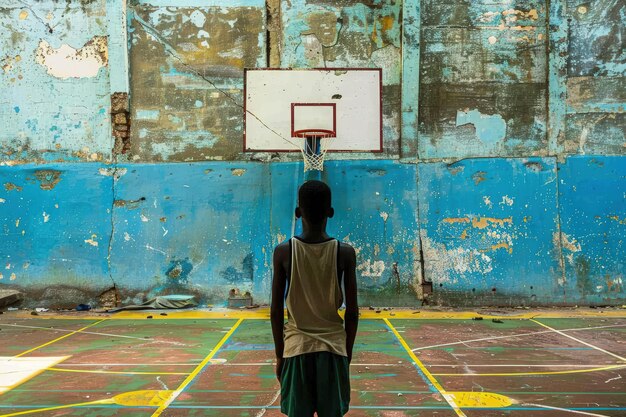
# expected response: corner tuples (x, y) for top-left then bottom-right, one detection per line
(456, 109), (507, 144)
(4, 183), (22, 192)
(34, 170), (62, 190)
(357, 259), (385, 278)
(35, 36), (108, 79)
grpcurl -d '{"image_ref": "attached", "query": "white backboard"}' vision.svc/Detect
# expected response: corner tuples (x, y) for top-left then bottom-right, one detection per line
(244, 68), (382, 152)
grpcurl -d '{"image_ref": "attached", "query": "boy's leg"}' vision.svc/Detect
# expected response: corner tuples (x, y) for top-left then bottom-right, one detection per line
(314, 352), (351, 417)
(280, 354), (316, 417)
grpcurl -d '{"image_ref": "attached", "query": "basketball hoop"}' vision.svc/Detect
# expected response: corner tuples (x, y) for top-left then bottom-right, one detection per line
(294, 129), (335, 172)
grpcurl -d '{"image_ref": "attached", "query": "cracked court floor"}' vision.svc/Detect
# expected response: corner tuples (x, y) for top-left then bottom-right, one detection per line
(0, 309), (625, 417)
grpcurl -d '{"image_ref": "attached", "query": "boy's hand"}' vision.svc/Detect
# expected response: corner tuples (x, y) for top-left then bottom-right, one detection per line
(275, 357), (284, 382)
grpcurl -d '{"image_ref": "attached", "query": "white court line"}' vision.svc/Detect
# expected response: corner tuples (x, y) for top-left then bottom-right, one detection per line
(412, 323), (626, 351)
(531, 319), (626, 363)
(524, 403), (609, 417)
(254, 389), (281, 417)
(426, 364), (623, 368)
(0, 323), (186, 345)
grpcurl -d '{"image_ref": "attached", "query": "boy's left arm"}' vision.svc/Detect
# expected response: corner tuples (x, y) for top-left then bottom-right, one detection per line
(270, 244), (288, 381)
(342, 244), (358, 363)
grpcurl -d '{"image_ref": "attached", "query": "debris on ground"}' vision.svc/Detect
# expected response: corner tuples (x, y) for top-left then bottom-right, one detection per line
(35, 308), (49, 313)
(0, 289), (24, 308)
(492, 319), (504, 323)
(108, 295), (197, 312)
(472, 316), (483, 320)
(76, 304), (92, 311)
(228, 289), (253, 308)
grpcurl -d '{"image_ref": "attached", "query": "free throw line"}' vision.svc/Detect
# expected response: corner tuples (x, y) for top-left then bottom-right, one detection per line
(150, 318), (244, 417)
(383, 318), (467, 417)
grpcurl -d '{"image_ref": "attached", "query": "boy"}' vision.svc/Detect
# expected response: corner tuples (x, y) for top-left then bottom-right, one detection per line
(271, 180), (359, 417)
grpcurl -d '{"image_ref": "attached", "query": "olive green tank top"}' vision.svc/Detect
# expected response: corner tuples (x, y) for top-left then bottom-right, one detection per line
(283, 237), (347, 358)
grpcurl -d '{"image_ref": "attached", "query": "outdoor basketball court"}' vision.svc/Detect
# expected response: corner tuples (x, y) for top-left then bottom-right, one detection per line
(0, 309), (624, 417)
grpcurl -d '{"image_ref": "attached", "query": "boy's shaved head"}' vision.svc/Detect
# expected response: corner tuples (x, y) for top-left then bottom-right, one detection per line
(298, 180), (332, 224)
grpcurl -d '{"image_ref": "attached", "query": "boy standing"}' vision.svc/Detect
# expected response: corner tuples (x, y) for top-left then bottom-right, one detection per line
(271, 180), (359, 417)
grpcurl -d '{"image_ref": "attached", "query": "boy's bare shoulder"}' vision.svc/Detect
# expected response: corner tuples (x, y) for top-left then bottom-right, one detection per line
(273, 240), (290, 260)
(339, 242), (356, 263)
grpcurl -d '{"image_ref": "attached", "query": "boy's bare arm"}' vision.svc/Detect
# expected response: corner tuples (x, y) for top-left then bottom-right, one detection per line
(342, 244), (358, 363)
(270, 244), (288, 380)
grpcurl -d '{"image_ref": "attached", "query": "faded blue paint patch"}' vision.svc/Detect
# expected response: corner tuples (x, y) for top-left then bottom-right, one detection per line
(418, 157), (561, 305)
(0, 164), (113, 289)
(13, 107), (20, 114)
(456, 109), (507, 145)
(135, 109), (161, 120)
(558, 156), (625, 303)
(109, 163), (272, 303)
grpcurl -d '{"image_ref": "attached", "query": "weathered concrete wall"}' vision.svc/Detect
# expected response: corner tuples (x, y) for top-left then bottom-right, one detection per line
(1, 0), (111, 163)
(1, 0), (624, 307)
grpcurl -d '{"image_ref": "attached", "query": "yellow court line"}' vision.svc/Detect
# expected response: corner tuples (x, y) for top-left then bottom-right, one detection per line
(0, 399), (112, 417)
(383, 318), (467, 417)
(433, 364), (626, 377)
(47, 367), (187, 376)
(150, 318), (245, 417)
(7, 308), (626, 320)
(531, 319), (626, 363)
(14, 319), (107, 358)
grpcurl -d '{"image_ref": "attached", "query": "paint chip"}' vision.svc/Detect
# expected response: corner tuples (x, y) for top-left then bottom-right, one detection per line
(10, 273), (16, 281)
(36, 36), (108, 79)
(19, 10), (28, 19)
(488, 36), (497, 44)
(43, 212), (50, 223)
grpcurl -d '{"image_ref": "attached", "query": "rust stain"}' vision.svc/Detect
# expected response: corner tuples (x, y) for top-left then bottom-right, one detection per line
(4, 183), (23, 192)
(489, 242), (513, 254)
(472, 171), (487, 185)
(460, 229), (469, 239)
(380, 15), (395, 31)
(472, 217), (513, 229)
(605, 275), (623, 293)
(34, 170), (62, 190)
(443, 217), (471, 224)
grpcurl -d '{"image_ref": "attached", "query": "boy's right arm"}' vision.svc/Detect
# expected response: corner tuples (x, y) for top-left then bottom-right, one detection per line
(271, 244), (288, 381)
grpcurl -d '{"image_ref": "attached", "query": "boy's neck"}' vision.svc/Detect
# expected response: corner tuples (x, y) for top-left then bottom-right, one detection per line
(298, 219), (330, 242)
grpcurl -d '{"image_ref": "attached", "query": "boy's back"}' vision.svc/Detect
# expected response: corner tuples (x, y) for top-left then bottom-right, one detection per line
(271, 180), (358, 417)
(283, 238), (346, 357)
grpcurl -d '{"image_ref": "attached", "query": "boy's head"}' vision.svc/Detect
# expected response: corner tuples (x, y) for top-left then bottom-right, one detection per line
(296, 180), (334, 224)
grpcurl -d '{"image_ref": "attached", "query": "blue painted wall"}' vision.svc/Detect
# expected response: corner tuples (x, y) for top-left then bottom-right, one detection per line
(0, 0), (624, 307)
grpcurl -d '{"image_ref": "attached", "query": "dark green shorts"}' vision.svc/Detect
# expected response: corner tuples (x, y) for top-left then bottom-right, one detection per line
(280, 351), (350, 417)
